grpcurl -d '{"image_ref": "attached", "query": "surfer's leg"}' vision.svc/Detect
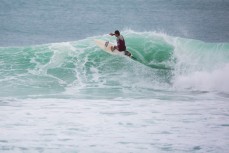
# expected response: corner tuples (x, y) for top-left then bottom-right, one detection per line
(124, 51), (131, 57)
(111, 46), (114, 51)
(111, 46), (117, 52)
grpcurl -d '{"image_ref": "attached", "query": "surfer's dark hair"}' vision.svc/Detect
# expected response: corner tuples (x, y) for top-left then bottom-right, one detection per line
(114, 30), (120, 35)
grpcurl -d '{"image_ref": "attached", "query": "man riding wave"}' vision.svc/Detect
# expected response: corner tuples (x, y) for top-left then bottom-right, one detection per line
(109, 30), (131, 57)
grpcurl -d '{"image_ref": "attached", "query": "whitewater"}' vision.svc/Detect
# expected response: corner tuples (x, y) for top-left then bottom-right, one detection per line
(1, 0), (229, 152)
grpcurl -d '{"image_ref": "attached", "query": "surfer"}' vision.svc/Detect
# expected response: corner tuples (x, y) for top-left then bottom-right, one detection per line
(109, 30), (131, 57)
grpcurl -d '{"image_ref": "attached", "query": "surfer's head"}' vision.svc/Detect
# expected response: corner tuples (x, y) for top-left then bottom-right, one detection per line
(114, 30), (120, 36)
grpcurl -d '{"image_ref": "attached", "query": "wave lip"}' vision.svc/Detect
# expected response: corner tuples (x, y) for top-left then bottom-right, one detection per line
(169, 36), (229, 93)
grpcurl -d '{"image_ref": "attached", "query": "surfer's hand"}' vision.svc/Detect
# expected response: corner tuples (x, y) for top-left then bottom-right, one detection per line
(109, 33), (114, 36)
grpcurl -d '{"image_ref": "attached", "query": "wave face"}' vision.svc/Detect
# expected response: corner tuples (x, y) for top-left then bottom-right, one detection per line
(0, 31), (229, 98)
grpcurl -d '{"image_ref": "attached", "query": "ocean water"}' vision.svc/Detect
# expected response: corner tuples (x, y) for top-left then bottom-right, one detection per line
(0, 0), (229, 153)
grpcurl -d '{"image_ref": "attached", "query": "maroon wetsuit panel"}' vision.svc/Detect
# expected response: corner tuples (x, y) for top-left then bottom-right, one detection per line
(116, 35), (126, 51)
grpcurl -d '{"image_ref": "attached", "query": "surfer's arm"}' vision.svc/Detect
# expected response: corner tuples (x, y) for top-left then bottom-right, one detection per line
(109, 33), (115, 36)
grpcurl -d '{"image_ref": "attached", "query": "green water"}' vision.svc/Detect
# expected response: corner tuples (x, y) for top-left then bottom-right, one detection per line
(0, 31), (229, 98)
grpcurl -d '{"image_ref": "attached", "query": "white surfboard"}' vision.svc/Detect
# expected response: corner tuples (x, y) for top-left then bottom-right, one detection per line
(94, 39), (132, 57)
